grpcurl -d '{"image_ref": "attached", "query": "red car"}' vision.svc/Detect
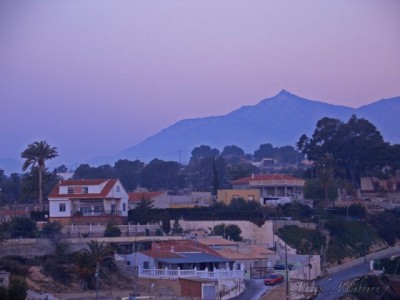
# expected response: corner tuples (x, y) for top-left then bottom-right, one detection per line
(264, 274), (284, 285)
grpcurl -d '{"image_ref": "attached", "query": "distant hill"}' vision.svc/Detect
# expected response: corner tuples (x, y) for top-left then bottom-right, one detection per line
(119, 90), (399, 163)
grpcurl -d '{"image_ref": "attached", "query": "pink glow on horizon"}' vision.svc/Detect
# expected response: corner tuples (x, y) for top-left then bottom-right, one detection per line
(0, 0), (399, 165)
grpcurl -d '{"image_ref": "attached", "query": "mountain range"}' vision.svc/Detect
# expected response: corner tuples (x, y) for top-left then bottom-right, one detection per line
(2, 90), (399, 174)
(119, 90), (400, 164)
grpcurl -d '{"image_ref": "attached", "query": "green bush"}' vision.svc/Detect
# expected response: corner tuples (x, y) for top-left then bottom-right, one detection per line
(213, 224), (242, 241)
(9, 217), (37, 238)
(104, 221), (121, 237)
(42, 221), (63, 243)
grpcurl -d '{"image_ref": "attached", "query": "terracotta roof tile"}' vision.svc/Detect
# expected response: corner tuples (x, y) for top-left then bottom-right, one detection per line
(48, 178), (118, 199)
(128, 191), (165, 202)
(231, 174), (302, 185)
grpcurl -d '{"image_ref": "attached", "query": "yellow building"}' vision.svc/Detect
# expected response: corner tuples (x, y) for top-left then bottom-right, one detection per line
(217, 189), (260, 205)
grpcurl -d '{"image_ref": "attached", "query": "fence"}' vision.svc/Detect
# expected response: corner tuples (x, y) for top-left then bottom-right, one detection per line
(137, 265), (245, 279)
(61, 223), (161, 238)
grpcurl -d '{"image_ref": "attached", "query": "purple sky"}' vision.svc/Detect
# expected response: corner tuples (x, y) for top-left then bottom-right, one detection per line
(1, 0), (399, 169)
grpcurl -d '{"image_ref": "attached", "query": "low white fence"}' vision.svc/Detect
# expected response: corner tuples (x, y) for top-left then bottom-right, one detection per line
(137, 265), (245, 279)
(61, 223), (161, 238)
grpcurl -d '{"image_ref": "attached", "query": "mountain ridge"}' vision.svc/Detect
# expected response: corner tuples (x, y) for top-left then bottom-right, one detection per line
(119, 90), (400, 164)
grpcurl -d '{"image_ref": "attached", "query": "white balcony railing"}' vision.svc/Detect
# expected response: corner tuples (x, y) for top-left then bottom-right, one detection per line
(137, 265), (245, 279)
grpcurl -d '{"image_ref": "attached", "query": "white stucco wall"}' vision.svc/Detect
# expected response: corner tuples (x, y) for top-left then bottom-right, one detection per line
(106, 179), (129, 216)
(179, 220), (274, 248)
(49, 199), (72, 217)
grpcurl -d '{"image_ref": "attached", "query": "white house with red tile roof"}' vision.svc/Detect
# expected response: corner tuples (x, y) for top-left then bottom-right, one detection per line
(119, 240), (233, 271)
(48, 178), (128, 225)
(231, 174), (305, 205)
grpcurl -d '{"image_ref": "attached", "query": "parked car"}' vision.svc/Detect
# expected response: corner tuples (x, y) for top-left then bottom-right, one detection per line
(264, 274), (284, 285)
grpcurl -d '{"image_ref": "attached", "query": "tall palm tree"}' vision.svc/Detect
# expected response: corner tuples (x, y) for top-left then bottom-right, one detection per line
(70, 251), (93, 290)
(86, 240), (115, 299)
(21, 140), (58, 210)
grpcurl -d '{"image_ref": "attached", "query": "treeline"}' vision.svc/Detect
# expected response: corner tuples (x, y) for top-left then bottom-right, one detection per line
(0, 143), (301, 205)
(128, 197), (266, 226)
(2, 115), (400, 206)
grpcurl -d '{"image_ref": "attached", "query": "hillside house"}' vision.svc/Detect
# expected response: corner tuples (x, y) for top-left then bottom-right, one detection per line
(361, 175), (400, 196)
(48, 179), (128, 225)
(126, 240), (232, 271)
(217, 189), (260, 205)
(231, 174), (305, 205)
(197, 237), (278, 272)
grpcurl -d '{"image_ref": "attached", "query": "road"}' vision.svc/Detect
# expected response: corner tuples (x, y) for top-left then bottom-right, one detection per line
(230, 279), (272, 300)
(313, 262), (370, 300)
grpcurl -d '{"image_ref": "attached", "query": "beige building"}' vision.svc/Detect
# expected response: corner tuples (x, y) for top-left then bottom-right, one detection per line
(217, 189), (260, 205)
(231, 174), (305, 205)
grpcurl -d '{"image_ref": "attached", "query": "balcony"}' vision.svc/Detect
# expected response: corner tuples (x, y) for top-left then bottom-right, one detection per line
(137, 265), (245, 279)
(73, 210), (123, 217)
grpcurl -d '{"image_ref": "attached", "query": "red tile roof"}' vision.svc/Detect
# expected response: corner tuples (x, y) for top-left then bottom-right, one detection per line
(231, 174), (302, 185)
(0, 210), (29, 217)
(58, 179), (108, 186)
(128, 191), (165, 202)
(48, 178), (118, 199)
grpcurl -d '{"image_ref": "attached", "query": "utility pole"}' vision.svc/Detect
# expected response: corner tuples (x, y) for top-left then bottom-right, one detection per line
(285, 243), (289, 299)
(95, 262), (99, 300)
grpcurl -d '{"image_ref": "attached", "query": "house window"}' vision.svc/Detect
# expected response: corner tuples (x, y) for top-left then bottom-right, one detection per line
(82, 187), (88, 193)
(123, 203), (126, 212)
(80, 207), (90, 214)
(116, 186), (120, 192)
(111, 204), (116, 214)
(94, 206), (104, 213)
(59, 203), (66, 212)
(67, 187), (73, 194)
(143, 261), (149, 269)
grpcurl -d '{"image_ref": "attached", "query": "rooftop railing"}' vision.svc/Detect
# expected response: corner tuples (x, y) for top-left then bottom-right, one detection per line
(137, 265), (245, 279)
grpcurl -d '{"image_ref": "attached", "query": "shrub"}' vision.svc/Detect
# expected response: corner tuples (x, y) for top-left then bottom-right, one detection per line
(104, 221), (121, 237)
(42, 221), (63, 243)
(9, 217), (37, 238)
(213, 224), (242, 241)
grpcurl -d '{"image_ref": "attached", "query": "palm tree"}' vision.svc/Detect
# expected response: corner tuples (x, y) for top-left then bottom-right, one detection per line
(70, 251), (93, 290)
(86, 240), (115, 299)
(21, 140), (58, 210)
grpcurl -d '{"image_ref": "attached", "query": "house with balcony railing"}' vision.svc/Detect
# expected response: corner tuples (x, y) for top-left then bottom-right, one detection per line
(48, 178), (128, 225)
(231, 174), (305, 205)
(116, 239), (245, 279)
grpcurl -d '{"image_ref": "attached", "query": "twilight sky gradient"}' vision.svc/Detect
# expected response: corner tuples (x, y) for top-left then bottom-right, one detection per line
(1, 0), (399, 169)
